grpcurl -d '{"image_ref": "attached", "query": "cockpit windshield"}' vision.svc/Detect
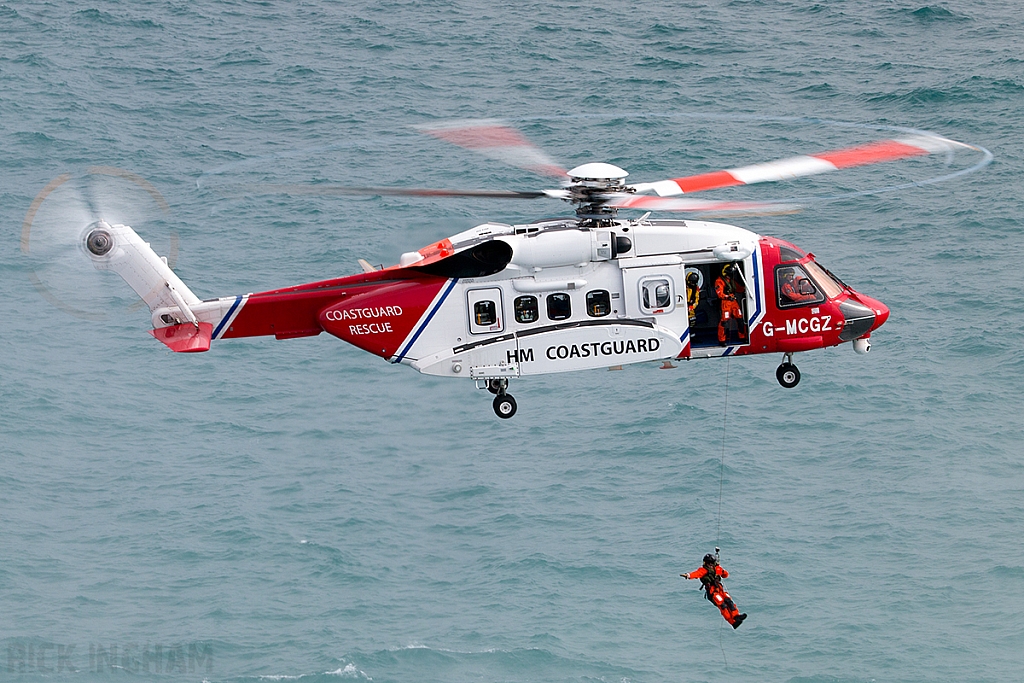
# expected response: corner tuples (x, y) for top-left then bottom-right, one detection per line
(803, 260), (844, 299)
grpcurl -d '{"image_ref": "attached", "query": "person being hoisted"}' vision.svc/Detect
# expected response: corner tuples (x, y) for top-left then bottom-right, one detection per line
(682, 553), (747, 629)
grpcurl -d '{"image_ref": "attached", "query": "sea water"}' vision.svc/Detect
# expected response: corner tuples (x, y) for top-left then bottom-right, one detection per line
(2, 2), (1022, 681)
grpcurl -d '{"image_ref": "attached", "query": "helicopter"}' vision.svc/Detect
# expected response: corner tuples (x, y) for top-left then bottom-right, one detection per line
(64, 119), (981, 418)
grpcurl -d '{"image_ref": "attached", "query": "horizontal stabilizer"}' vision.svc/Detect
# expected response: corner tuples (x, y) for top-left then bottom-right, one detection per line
(150, 322), (213, 352)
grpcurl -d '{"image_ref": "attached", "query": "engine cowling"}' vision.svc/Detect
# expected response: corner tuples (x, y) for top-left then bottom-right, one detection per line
(508, 229), (617, 270)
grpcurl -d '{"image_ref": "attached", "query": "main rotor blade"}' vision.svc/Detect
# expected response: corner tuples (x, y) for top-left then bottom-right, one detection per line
(631, 133), (970, 197)
(233, 184), (549, 199)
(414, 119), (568, 179)
(603, 194), (802, 216)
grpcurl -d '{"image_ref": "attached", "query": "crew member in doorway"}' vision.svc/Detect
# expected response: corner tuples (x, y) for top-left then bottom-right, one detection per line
(715, 264), (746, 344)
(686, 271), (701, 325)
(780, 268), (817, 304)
(682, 553), (747, 629)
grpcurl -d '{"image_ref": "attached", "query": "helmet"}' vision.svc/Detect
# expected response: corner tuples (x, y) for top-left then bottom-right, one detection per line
(687, 272), (699, 286)
(703, 553), (716, 565)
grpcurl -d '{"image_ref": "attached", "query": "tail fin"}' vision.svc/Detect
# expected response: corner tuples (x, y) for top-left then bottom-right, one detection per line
(84, 221), (212, 352)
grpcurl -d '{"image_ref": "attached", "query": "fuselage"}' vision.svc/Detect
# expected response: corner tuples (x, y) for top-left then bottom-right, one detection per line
(168, 217), (888, 379)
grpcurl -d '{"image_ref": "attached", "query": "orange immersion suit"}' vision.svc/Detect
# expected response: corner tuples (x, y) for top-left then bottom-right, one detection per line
(781, 279), (816, 303)
(683, 565), (745, 628)
(715, 273), (746, 343)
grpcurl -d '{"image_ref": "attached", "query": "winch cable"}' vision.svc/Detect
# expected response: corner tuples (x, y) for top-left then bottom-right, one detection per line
(717, 356), (730, 547)
(716, 357), (731, 666)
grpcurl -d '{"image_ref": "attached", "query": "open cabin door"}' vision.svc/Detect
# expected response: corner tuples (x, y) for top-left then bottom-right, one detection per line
(685, 262), (750, 349)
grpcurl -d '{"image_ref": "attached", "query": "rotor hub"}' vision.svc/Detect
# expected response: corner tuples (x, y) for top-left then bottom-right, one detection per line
(84, 222), (114, 256)
(567, 162), (628, 187)
(566, 163), (631, 226)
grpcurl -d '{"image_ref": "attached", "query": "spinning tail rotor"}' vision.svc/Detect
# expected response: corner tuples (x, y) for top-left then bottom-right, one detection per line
(20, 167), (178, 320)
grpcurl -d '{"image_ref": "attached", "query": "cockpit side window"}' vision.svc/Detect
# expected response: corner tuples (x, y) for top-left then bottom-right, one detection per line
(779, 245), (805, 262)
(776, 265), (825, 308)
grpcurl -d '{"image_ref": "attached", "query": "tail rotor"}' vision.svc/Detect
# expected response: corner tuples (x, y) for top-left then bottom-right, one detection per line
(20, 167), (176, 320)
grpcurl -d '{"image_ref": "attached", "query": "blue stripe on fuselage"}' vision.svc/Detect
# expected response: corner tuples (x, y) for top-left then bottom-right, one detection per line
(212, 295), (243, 339)
(748, 247), (763, 326)
(392, 278), (459, 363)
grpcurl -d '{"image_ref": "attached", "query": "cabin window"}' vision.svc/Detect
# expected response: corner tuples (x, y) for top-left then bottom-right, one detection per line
(514, 295), (539, 323)
(639, 277), (674, 315)
(466, 287), (504, 334)
(547, 293), (572, 321)
(586, 290), (611, 317)
(474, 300), (497, 326)
(776, 265), (825, 308)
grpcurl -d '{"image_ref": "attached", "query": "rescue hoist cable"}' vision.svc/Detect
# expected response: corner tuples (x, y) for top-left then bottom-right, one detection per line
(716, 358), (731, 666)
(716, 357), (730, 546)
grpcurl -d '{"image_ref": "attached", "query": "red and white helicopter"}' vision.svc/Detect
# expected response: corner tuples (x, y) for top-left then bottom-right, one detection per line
(67, 120), (979, 417)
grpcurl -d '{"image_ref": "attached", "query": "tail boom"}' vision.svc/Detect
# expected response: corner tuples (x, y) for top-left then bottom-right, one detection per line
(86, 222), (448, 355)
(85, 221), (230, 352)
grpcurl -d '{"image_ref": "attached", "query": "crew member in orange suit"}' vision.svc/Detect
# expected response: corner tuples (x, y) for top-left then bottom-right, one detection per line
(715, 264), (746, 343)
(682, 553), (747, 629)
(780, 268), (817, 304)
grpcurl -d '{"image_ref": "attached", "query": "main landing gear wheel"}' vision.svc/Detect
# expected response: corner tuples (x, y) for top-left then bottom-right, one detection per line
(493, 393), (517, 419)
(776, 363), (800, 388)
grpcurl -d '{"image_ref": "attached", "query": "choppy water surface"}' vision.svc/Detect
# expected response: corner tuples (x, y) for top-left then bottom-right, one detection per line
(2, 2), (1022, 681)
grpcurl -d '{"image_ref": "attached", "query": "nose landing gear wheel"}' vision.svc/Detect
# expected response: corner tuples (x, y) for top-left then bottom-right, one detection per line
(776, 363), (800, 388)
(493, 393), (517, 419)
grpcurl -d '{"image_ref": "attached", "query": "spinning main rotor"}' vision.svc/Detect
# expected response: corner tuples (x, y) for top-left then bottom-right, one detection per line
(241, 118), (986, 227)
(22, 118), (991, 321)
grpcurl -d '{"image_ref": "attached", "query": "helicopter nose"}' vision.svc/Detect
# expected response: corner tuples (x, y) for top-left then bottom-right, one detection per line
(873, 303), (890, 330)
(838, 298), (875, 341)
(838, 294), (889, 341)
(857, 294), (890, 331)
